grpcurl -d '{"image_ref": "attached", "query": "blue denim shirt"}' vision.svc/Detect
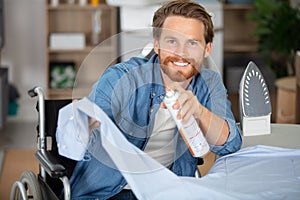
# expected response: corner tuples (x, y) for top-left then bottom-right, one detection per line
(69, 54), (242, 199)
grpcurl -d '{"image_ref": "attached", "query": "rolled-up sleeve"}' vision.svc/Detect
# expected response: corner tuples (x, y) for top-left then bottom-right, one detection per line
(210, 118), (242, 156)
(200, 70), (242, 156)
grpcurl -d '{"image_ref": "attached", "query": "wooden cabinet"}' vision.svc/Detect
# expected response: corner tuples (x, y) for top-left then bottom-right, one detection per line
(45, 0), (118, 99)
(220, 1), (259, 121)
(221, 0), (258, 55)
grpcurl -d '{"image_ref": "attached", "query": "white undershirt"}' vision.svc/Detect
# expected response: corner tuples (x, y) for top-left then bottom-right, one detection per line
(144, 107), (177, 168)
(124, 107), (177, 190)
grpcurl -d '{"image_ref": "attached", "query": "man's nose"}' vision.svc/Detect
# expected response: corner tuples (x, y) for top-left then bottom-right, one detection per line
(174, 44), (188, 58)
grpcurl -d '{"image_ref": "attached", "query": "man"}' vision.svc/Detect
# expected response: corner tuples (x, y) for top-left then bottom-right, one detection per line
(67, 1), (242, 199)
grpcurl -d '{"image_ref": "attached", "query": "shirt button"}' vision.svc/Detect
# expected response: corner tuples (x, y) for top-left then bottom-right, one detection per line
(150, 108), (153, 113)
(69, 115), (74, 120)
(160, 95), (164, 99)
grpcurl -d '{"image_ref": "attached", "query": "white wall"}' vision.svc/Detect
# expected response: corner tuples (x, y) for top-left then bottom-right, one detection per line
(2, 0), (46, 122)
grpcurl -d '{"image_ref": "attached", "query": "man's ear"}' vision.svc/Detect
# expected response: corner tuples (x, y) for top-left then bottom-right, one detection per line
(154, 38), (160, 54)
(204, 42), (212, 58)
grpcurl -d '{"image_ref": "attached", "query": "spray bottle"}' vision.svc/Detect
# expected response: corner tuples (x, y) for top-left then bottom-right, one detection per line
(164, 90), (209, 157)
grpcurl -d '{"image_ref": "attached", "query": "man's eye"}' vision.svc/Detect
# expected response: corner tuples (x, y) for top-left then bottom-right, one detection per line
(189, 40), (197, 46)
(168, 39), (176, 44)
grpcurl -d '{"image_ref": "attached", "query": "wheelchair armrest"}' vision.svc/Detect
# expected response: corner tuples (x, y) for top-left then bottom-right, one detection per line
(35, 150), (67, 179)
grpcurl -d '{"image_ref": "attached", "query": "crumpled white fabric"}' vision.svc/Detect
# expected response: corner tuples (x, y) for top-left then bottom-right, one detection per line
(56, 98), (300, 200)
(56, 101), (89, 161)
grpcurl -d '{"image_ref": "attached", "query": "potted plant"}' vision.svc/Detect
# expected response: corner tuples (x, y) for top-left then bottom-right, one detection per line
(249, 0), (300, 78)
(249, 0), (300, 123)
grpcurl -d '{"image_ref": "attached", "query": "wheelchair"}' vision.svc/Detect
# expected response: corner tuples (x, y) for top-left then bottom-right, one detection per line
(10, 86), (205, 200)
(10, 86), (76, 200)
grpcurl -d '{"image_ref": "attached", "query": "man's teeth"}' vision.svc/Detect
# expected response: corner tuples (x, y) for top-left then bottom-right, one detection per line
(173, 61), (188, 67)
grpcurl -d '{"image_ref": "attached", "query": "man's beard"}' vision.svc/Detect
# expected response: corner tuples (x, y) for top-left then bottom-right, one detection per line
(160, 55), (200, 82)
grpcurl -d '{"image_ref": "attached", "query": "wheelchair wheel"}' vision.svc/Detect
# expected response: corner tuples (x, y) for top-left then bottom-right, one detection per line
(13, 171), (42, 200)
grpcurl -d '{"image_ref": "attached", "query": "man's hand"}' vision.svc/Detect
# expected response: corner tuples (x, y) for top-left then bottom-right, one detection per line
(89, 118), (101, 136)
(165, 84), (204, 124)
(73, 99), (101, 135)
(164, 84), (229, 146)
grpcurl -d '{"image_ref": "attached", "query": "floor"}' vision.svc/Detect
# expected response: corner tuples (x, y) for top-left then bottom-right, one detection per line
(0, 118), (37, 150)
(0, 118), (37, 198)
(0, 118), (37, 173)
(0, 148), (38, 199)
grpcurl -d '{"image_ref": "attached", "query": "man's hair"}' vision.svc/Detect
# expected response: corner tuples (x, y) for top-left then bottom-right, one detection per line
(152, 0), (214, 44)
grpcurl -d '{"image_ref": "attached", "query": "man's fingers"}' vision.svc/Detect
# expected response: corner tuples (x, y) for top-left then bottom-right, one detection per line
(161, 102), (167, 109)
(89, 118), (101, 130)
(169, 82), (185, 93)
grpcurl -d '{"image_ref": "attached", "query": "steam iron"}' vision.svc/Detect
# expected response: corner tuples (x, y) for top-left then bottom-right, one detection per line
(239, 61), (272, 136)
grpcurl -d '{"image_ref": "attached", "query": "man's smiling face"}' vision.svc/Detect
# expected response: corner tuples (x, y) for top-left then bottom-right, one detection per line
(154, 15), (211, 83)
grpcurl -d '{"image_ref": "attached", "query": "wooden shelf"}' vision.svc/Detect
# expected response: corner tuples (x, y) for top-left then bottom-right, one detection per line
(47, 88), (92, 99)
(223, 2), (258, 55)
(224, 42), (258, 53)
(222, 0), (260, 98)
(45, 2), (118, 99)
(48, 45), (115, 53)
(47, 4), (113, 11)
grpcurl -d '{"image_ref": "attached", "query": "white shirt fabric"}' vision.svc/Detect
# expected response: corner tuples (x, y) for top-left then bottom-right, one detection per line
(56, 98), (300, 200)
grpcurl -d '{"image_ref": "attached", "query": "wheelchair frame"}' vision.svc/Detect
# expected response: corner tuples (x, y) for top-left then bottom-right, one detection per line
(10, 86), (73, 200)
